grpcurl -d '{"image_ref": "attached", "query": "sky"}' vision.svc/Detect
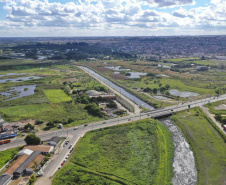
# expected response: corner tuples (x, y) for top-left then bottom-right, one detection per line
(0, 0), (225, 37)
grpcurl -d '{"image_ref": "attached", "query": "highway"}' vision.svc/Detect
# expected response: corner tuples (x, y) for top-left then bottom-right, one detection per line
(1, 93), (226, 179)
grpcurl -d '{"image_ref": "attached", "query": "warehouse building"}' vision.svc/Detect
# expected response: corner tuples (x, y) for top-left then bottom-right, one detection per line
(13, 151), (41, 178)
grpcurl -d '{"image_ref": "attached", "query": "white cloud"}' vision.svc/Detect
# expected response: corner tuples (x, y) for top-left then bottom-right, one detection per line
(0, 0), (225, 36)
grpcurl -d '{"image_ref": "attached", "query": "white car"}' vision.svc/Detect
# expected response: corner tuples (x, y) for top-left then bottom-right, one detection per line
(74, 127), (78, 130)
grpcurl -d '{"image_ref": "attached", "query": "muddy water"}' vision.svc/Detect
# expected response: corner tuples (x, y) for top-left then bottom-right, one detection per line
(159, 118), (197, 185)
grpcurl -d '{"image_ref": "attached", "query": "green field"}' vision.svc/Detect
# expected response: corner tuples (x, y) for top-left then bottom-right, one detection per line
(0, 147), (21, 170)
(0, 103), (103, 126)
(44, 89), (72, 103)
(53, 119), (174, 185)
(171, 109), (226, 185)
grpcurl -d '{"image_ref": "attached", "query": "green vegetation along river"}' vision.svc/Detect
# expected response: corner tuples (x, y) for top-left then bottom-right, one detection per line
(53, 119), (174, 185)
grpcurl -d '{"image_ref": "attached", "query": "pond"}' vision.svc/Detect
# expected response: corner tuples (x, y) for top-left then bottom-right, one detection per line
(156, 74), (169, 77)
(153, 95), (171, 100)
(105, 66), (131, 71)
(127, 72), (147, 78)
(169, 89), (199, 98)
(158, 64), (171, 69)
(0, 73), (29, 78)
(0, 85), (36, 101)
(0, 76), (42, 83)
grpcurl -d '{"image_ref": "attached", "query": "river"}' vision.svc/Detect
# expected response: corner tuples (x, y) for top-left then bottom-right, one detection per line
(81, 66), (197, 185)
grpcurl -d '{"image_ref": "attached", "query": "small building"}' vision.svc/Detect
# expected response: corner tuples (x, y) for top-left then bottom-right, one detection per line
(24, 145), (54, 155)
(47, 136), (61, 147)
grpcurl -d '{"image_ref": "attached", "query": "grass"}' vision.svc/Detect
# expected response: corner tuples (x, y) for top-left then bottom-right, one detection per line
(0, 147), (21, 170)
(171, 108), (226, 185)
(0, 103), (103, 125)
(53, 119), (174, 185)
(44, 89), (72, 103)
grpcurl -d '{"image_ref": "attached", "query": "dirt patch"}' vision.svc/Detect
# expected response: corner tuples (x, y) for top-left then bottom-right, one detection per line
(214, 104), (226, 110)
(35, 177), (52, 185)
(9, 177), (30, 185)
(9, 119), (49, 135)
(109, 74), (128, 80)
(9, 119), (36, 127)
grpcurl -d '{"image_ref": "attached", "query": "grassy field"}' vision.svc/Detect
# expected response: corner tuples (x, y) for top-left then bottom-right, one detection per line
(0, 103), (103, 126)
(53, 119), (174, 185)
(0, 147), (21, 170)
(0, 59), (36, 66)
(171, 109), (226, 185)
(44, 89), (72, 103)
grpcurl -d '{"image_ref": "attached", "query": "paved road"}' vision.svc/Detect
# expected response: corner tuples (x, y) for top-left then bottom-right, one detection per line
(1, 94), (226, 153)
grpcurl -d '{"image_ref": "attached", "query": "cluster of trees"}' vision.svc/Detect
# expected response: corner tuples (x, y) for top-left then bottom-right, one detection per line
(215, 87), (226, 95)
(215, 114), (226, 125)
(143, 84), (170, 94)
(85, 103), (104, 117)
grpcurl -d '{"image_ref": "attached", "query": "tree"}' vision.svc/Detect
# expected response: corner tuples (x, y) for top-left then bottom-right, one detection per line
(85, 103), (104, 117)
(24, 123), (34, 130)
(46, 122), (55, 128)
(153, 88), (158, 94)
(165, 84), (170, 90)
(160, 87), (166, 92)
(215, 114), (222, 122)
(24, 134), (41, 145)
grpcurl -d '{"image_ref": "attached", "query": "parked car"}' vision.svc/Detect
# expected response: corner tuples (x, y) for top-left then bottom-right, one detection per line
(84, 124), (88, 127)
(74, 127), (78, 130)
(58, 166), (61, 169)
(103, 122), (106, 124)
(69, 144), (72, 149)
(61, 162), (64, 166)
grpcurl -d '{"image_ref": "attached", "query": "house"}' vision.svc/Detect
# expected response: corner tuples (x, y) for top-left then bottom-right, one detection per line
(24, 145), (54, 155)
(47, 136), (61, 147)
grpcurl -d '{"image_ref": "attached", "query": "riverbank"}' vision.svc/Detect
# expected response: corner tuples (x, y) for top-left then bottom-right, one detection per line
(171, 108), (226, 185)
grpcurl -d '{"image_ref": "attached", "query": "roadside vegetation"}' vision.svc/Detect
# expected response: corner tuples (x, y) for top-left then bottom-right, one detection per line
(171, 108), (226, 185)
(53, 119), (174, 185)
(0, 147), (21, 169)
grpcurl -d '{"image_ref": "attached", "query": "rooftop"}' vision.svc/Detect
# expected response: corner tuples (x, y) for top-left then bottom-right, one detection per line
(4, 155), (29, 175)
(24, 145), (53, 153)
